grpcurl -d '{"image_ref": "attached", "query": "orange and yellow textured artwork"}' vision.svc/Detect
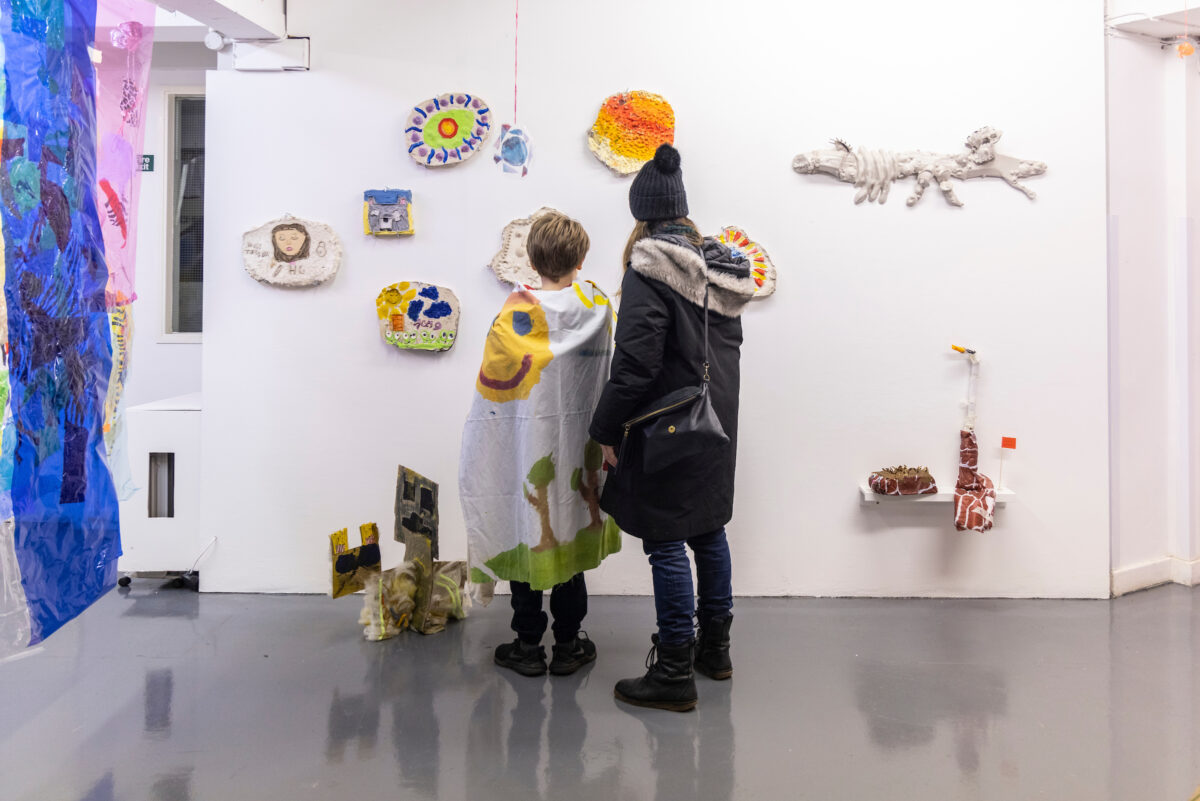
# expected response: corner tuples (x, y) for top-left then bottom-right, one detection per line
(587, 90), (675, 175)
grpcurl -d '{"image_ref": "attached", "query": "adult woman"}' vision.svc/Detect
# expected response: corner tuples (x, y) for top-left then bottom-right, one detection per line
(589, 144), (758, 712)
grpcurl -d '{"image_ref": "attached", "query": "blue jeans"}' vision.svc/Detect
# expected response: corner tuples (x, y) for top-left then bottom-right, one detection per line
(641, 527), (732, 646)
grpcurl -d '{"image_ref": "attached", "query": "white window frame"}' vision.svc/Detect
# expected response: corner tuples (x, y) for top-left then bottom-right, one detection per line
(160, 85), (205, 344)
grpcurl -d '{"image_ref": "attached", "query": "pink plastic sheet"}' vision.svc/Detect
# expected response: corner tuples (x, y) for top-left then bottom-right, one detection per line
(94, 0), (155, 308)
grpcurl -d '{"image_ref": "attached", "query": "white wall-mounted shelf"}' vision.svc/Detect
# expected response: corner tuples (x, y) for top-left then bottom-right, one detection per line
(859, 485), (1015, 505)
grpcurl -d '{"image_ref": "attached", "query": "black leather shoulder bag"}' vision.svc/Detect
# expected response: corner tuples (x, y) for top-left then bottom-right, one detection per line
(620, 280), (729, 474)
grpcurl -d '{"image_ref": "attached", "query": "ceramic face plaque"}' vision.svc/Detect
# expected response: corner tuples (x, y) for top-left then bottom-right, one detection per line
(243, 215), (343, 288)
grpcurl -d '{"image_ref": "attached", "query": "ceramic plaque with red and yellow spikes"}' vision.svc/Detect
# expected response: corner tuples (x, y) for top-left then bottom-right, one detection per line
(715, 226), (777, 299)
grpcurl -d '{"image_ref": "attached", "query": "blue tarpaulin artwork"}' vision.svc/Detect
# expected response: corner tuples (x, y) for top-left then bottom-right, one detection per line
(0, 0), (123, 656)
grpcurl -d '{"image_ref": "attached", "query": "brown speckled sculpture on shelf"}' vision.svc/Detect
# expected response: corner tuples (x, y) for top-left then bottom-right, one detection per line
(868, 466), (938, 496)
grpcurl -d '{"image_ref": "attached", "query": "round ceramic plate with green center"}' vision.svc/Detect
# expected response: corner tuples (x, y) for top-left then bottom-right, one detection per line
(405, 93), (492, 167)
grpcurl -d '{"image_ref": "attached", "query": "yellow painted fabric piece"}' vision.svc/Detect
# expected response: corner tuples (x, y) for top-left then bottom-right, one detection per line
(475, 290), (553, 403)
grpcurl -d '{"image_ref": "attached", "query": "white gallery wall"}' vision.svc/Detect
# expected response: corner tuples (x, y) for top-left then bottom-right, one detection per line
(1106, 25), (1200, 592)
(199, 0), (1110, 597)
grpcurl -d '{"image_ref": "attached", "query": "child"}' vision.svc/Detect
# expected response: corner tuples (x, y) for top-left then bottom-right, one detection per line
(460, 212), (621, 677)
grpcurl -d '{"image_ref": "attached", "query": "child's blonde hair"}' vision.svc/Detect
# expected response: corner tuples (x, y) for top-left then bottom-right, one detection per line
(528, 212), (590, 281)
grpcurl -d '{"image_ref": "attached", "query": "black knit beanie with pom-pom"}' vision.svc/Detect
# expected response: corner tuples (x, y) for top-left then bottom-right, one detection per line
(629, 143), (689, 222)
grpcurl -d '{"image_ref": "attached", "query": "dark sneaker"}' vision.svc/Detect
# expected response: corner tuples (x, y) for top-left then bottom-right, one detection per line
(549, 632), (597, 675)
(494, 639), (547, 676)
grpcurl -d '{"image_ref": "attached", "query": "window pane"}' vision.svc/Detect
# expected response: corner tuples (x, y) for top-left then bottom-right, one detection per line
(172, 96), (204, 333)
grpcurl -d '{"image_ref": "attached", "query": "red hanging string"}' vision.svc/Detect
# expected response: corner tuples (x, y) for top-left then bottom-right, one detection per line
(513, 0), (519, 125)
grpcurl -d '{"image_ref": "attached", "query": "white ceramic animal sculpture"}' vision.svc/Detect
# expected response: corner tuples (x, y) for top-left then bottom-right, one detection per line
(791, 127), (1046, 207)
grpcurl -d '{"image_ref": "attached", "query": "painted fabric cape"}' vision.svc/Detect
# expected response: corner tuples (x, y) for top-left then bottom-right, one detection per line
(460, 281), (620, 591)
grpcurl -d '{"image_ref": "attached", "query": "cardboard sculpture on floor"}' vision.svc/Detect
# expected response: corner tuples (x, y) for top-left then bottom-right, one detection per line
(791, 127), (1047, 207)
(488, 207), (557, 289)
(588, 90), (675, 175)
(330, 523), (382, 599)
(375, 282), (460, 352)
(952, 346), (996, 532)
(460, 283), (622, 592)
(243, 214), (342, 287)
(326, 466), (469, 639)
(714, 226), (777, 299)
(869, 466), (938, 496)
(376, 465), (468, 637)
(404, 92), (492, 167)
(363, 190), (413, 236)
(395, 466), (440, 557)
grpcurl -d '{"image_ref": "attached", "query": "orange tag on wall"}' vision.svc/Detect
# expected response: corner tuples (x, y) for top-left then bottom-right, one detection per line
(1001, 437), (1017, 449)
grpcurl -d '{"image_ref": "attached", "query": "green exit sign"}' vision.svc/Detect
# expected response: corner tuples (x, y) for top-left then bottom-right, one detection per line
(140, 154), (154, 172)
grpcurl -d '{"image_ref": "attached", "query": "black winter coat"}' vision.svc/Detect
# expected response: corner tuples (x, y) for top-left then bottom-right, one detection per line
(589, 234), (758, 541)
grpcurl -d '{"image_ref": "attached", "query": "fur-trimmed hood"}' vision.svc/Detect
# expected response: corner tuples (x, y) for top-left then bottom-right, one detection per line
(629, 234), (758, 318)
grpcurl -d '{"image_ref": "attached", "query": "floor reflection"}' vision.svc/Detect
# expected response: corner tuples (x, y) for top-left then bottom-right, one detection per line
(616, 678), (736, 801)
(118, 582), (200, 619)
(76, 773), (114, 801)
(150, 769), (192, 801)
(144, 668), (174, 737)
(852, 610), (1007, 777)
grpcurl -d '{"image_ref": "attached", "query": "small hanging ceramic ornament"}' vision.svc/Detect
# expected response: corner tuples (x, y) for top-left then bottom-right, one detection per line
(494, 124), (531, 176)
(243, 214), (342, 287)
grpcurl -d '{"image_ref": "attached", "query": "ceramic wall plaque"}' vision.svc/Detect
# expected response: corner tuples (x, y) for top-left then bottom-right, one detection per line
(405, 92), (492, 167)
(363, 189), (413, 236)
(243, 214), (342, 287)
(376, 282), (460, 352)
(488, 206), (558, 289)
(714, 226), (776, 299)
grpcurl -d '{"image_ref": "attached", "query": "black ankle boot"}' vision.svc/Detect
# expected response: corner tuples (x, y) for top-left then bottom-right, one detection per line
(614, 635), (697, 712)
(694, 614), (733, 680)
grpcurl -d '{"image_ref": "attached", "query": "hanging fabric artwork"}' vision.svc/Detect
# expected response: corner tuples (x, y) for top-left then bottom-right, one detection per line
(95, 0), (154, 502)
(587, 90), (675, 176)
(952, 346), (996, 532)
(0, 0), (124, 656)
(460, 282), (621, 591)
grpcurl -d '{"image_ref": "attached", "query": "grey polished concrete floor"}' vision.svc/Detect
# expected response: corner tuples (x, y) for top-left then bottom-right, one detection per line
(1, 583), (1198, 801)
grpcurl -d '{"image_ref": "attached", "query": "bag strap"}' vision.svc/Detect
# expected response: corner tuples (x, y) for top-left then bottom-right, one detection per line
(702, 277), (711, 383)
